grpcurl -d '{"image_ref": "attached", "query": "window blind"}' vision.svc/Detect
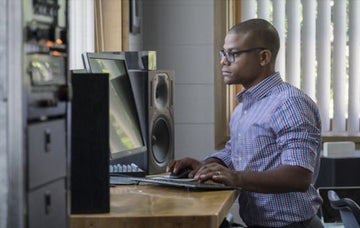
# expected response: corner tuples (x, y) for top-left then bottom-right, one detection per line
(69, 0), (95, 69)
(241, 0), (360, 136)
(348, 0), (360, 134)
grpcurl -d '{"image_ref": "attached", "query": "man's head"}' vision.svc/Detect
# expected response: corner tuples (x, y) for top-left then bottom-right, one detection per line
(228, 19), (280, 60)
(220, 19), (280, 88)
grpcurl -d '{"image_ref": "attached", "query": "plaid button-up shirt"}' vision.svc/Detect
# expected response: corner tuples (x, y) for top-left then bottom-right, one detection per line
(210, 72), (323, 227)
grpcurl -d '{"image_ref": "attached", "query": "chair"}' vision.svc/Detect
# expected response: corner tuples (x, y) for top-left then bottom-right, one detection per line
(328, 190), (360, 228)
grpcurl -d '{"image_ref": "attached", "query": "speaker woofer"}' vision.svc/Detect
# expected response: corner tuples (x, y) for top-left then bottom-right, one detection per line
(151, 116), (170, 164)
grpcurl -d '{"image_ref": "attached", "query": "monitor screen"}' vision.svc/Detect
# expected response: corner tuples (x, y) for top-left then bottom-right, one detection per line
(82, 53), (146, 161)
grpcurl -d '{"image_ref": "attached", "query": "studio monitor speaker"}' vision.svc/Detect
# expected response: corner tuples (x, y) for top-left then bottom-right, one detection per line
(128, 70), (174, 174)
(70, 72), (110, 214)
(148, 70), (174, 174)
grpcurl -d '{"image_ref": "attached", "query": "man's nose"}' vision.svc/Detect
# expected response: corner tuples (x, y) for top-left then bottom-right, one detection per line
(220, 56), (230, 65)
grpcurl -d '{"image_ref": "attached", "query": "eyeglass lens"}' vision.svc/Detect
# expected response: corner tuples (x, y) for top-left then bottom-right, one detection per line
(219, 50), (235, 63)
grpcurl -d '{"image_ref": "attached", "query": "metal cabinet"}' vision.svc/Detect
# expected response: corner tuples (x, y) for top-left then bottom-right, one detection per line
(28, 119), (67, 189)
(23, 1), (70, 228)
(28, 179), (67, 228)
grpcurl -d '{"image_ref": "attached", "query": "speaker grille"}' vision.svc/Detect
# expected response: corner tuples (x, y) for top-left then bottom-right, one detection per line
(71, 73), (110, 213)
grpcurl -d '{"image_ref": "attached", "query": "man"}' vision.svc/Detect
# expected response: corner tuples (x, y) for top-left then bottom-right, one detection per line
(167, 19), (323, 227)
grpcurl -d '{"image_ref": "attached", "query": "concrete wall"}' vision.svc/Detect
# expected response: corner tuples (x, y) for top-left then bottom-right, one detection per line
(142, 1), (245, 225)
(0, 0), (8, 226)
(143, 0), (218, 160)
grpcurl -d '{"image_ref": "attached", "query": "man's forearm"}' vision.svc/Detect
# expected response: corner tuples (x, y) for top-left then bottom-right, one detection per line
(235, 165), (312, 193)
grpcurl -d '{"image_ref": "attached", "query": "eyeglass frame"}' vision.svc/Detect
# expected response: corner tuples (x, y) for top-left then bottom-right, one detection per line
(219, 47), (266, 63)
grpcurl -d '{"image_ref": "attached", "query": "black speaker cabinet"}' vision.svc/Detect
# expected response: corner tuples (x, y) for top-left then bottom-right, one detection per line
(70, 72), (110, 214)
(315, 156), (360, 188)
(128, 70), (174, 174)
(318, 186), (360, 223)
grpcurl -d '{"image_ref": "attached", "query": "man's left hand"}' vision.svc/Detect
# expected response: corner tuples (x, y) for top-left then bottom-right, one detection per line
(194, 163), (239, 186)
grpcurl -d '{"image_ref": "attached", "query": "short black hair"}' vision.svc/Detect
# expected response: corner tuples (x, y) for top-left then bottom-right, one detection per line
(229, 19), (280, 60)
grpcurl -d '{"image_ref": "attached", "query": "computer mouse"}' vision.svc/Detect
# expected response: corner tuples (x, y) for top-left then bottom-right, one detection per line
(169, 169), (192, 179)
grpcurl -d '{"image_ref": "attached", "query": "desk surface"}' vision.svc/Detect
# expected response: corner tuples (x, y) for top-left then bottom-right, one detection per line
(71, 183), (239, 228)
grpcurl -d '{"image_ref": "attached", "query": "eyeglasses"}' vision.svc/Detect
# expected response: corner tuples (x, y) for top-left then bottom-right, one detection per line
(219, 47), (266, 63)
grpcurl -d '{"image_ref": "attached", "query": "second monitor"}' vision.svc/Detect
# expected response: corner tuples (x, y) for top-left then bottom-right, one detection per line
(82, 52), (147, 170)
(82, 51), (174, 174)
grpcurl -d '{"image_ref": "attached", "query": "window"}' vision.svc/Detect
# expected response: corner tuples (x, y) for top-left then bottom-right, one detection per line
(214, 0), (242, 149)
(69, 0), (129, 69)
(94, 0), (129, 52)
(215, 0), (360, 149)
(69, 0), (95, 69)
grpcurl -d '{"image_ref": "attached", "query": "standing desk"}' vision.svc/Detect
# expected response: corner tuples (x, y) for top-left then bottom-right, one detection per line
(70, 183), (240, 228)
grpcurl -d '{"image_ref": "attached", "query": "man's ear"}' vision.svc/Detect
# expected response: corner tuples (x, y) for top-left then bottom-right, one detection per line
(259, 49), (272, 66)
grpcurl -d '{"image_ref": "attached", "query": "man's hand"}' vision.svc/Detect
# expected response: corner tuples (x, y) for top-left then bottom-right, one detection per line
(167, 157), (232, 181)
(166, 157), (202, 178)
(195, 163), (239, 186)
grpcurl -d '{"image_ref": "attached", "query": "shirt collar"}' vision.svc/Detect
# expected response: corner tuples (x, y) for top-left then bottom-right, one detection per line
(236, 72), (283, 102)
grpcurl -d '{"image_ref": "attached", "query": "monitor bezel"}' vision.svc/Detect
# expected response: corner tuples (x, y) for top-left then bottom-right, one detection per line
(82, 52), (147, 162)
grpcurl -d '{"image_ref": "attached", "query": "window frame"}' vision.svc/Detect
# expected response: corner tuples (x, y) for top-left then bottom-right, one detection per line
(94, 0), (129, 52)
(214, 0), (243, 150)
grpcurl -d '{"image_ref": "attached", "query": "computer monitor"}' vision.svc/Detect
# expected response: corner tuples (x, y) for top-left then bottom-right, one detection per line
(82, 52), (146, 164)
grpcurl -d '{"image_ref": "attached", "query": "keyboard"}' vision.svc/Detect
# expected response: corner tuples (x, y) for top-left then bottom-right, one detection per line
(109, 163), (146, 177)
(129, 177), (239, 190)
(110, 176), (139, 185)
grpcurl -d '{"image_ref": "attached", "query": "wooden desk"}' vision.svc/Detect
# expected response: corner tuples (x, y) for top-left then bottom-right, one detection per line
(71, 183), (239, 228)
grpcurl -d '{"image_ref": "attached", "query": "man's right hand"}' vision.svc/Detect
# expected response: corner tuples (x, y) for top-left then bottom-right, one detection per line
(166, 157), (202, 178)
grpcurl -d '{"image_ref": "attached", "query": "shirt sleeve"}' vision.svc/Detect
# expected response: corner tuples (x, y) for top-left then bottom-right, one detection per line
(206, 139), (234, 169)
(271, 95), (321, 173)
